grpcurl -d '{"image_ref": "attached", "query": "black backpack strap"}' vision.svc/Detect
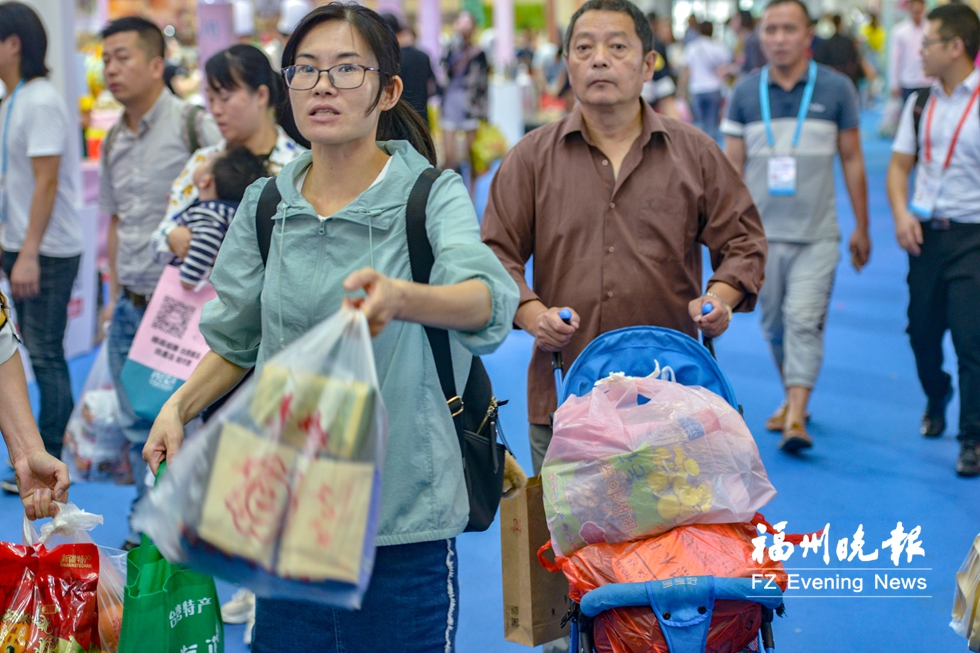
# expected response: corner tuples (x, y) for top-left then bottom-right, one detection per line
(255, 178), (281, 267)
(912, 88), (931, 161)
(405, 168), (465, 421)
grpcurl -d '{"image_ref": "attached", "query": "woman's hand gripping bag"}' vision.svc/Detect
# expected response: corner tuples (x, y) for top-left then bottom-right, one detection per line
(0, 503), (127, 653)
(541, 374), (776, 556)
(134, 306), (387, 609)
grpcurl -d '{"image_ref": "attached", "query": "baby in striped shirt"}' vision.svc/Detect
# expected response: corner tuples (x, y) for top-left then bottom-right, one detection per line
(175, 146), (270, 288)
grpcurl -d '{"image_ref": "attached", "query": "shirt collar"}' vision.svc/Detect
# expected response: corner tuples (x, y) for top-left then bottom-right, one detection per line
(767, 59), (814, 90)
(558, 99), (667, 147)
(933, 67), (980, 99)
(124, 88), (172, 134)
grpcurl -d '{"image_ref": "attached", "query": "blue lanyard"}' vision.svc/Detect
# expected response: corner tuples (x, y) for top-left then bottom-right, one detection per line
(1, 80), (25, 177)
(759, 60), (817, 152)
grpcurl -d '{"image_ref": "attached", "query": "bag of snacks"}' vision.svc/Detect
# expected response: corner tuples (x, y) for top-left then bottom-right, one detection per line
(135, 306), (386, 609)
(0, 503), (127, 653)
(542, 373), (776, 557)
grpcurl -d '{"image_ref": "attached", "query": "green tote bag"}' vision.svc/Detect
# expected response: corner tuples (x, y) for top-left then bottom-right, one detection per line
(117, 463), (224, 653)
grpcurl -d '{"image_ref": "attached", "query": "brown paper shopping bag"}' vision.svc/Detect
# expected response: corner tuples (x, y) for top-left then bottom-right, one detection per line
(500, 476), (570, 646)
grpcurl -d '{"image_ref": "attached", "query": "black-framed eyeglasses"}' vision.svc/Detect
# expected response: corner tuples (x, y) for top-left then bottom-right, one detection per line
(921, 36), (952, 48)
(281, 63), (384, 90)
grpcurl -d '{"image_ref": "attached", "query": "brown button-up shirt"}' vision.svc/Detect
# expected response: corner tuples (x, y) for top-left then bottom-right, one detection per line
(481, 101), (767, 425)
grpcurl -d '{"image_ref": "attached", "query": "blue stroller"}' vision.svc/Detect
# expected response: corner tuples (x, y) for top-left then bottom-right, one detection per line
(551, 320), (785, 653)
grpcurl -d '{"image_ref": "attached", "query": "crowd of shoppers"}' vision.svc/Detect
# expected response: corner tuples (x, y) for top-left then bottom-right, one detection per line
(1, 0), (980, 651)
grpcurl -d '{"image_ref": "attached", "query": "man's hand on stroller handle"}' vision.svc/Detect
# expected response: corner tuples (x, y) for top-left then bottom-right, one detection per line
(689, 283), (743, 338)
(517, 301), (580, 352)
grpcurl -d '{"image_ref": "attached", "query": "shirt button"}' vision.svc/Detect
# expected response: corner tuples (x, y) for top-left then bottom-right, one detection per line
(606, 290), (614, 298)
(602, 159), (609, 166)
(609, 202), (616, 209)
(607, 246), (615, 253)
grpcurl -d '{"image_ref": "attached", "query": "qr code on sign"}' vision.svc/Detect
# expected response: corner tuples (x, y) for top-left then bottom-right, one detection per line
(152, 296), (195, 339)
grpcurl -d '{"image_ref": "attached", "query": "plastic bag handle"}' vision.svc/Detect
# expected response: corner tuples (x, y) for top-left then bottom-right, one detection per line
(22, 502), (104, 548)
(537, 540), (563, 573)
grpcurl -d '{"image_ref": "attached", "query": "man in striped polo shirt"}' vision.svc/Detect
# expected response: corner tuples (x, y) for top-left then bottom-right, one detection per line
(722, 0), (871, 453)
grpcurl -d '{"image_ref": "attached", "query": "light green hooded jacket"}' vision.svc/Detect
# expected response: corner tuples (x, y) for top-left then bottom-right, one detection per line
(200, 141), (519, 545)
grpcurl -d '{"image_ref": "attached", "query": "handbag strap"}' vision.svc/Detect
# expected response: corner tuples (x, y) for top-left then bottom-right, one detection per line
(404, 168), (466, 436)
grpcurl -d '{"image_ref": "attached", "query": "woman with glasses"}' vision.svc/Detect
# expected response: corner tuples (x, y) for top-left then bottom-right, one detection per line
(149, 44), (306, 266)
(141, 3), (519, 651)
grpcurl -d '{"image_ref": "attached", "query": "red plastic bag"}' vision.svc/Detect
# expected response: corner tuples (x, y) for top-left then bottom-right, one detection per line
(549, 523), (788, 653)
(0, 541), (101, 653)
(2, 503), (128, 653)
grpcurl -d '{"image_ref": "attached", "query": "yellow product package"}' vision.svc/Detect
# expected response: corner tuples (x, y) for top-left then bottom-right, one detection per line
(952, 533), (980, 651)
(251, 364), (374, 459)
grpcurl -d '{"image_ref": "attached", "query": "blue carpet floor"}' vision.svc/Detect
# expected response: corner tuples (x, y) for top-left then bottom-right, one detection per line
(2, 111), (977, 652)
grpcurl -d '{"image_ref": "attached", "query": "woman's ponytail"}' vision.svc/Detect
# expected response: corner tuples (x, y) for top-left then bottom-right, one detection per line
(378, 99), (437, 166)
(272, 75), (311, 150)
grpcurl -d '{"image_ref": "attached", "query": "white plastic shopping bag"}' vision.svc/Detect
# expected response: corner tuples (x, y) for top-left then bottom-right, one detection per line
(135, 306), (387, 609)
(62, 343), (132, 484)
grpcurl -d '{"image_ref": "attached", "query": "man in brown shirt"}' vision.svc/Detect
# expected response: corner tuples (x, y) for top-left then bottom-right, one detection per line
(481, 0), (767, 476)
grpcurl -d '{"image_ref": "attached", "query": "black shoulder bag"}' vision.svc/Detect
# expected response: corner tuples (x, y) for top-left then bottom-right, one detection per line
(405, 168), (509, 533)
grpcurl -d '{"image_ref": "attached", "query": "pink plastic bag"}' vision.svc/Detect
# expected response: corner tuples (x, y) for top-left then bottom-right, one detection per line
(542, 373), (776, 557)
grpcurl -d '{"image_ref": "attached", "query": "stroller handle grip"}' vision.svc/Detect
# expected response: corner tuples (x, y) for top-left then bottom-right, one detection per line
(580, 577), (784, 618)
(552, 309), (576, 395)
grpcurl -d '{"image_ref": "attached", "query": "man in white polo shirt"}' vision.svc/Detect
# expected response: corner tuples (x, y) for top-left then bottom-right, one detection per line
(0, 3), (83, 492)
(886, 3), (980, 477)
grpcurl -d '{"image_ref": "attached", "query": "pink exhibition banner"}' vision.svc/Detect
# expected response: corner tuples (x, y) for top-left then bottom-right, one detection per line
(127, 265), (217, 381)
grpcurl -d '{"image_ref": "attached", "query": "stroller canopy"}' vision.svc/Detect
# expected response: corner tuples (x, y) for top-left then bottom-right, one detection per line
(558, 326), (739, 409)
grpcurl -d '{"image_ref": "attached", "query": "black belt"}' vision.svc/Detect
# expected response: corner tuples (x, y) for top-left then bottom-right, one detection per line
(122, 287), (150, 308)
(929, 218), (952, 231)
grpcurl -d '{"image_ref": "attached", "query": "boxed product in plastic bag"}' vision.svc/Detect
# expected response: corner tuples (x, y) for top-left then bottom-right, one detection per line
(547, 523), (788, 653)
(135, 307), (387, 609)
(0, 503), (127, 653)
(542, 373), (776, 557)
(62, 344), (132, 484)
(951, 532), (980, 651)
